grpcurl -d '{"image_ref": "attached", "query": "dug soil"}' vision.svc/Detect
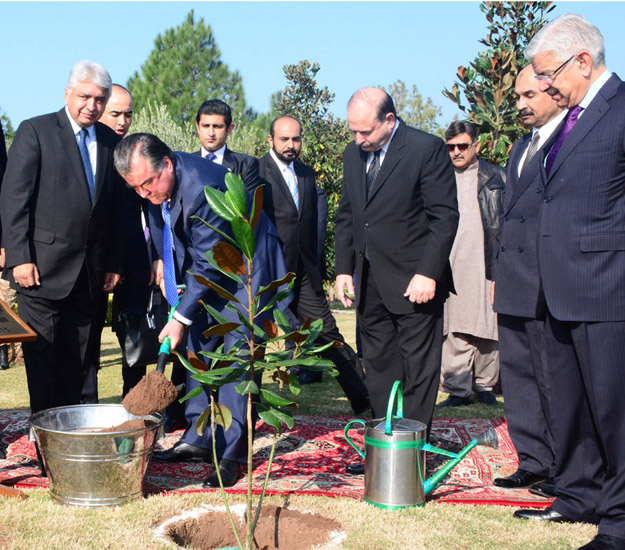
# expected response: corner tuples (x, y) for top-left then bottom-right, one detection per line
(163, 504), (343, 550)
(122, 370), (178, 416)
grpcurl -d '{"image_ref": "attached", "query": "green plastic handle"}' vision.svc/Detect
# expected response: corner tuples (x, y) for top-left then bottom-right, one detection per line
(343, 419), (367, 459)
(156, 300), (178, 373)
(384, 380), (404, 435)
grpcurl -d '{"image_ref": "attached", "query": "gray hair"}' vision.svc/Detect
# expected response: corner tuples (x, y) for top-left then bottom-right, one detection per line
(114, 133), (173, 177)
(526, 13), (605, 68)
(66, 60), (112, 96)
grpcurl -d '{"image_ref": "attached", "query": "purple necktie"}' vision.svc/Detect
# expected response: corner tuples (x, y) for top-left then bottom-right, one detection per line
(545, 105), (583, 176)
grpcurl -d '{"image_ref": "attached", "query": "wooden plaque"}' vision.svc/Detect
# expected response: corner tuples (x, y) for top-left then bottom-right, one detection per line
(0, 299), (36, 343)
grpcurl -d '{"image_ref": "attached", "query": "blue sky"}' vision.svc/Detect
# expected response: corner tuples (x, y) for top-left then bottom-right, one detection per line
(3, 1), (625, 129)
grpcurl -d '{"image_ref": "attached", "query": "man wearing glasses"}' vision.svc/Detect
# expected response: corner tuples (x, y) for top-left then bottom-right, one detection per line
(437, 121), (504, 408)
(511, 14), (625, 550)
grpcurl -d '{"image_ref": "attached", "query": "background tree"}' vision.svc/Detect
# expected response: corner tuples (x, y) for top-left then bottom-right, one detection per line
(382, 80), (444, 135)
(1, 109), (14, 151)
(130, 103), (198, 153)
(442, 1), (555, 165)
(274, 60), (352, 282)
(127, 10), (253, 127)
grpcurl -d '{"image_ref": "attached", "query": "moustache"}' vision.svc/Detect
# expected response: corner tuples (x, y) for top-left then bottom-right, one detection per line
(519, 108), (534, 117)
(453, 154), (465, 161)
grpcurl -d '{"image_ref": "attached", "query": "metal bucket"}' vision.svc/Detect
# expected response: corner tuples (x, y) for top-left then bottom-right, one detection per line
(344, 381), (427, 510)
(29, 404), (164, 507)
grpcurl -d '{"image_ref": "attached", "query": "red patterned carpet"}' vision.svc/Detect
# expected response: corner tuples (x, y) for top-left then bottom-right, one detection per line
(0, 409), (551, 508)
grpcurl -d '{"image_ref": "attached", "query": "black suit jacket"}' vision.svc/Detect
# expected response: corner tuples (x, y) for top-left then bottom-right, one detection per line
(259, 153), (325, 292)
(193, 146), (261, 196)
(335, 120), (458, 314)
(0, 109), (124, 299)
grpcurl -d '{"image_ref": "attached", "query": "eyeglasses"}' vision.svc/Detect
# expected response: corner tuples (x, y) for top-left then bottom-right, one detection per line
(534, 54), (576, 85)
(446, 142), (474, 152)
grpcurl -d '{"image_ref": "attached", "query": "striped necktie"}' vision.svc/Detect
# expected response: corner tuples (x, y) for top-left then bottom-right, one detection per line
(161, 201), (179, 307)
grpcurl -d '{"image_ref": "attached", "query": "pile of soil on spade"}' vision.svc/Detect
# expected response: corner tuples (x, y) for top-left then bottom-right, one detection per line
(162, 504), (343, 550)
(122, 370), (178, 416)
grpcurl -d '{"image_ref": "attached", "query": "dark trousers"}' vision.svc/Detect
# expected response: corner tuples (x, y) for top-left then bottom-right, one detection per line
(18, 267), (97, 413)
(180, 324), (253, 463)
(544, 312), (625, 536)
(498, 314), (554, 477)
(83, 290), (109, 403)
(289, 267), (368, 405)
(358, 261), (442, 430)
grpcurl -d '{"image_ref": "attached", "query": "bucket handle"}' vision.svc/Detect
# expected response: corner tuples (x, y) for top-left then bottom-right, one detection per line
(343, 419), (367, 459)
(384, 380), (404, 435)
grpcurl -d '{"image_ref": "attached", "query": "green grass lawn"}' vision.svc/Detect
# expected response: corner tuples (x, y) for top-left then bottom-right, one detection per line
(0, 312), (596, 549)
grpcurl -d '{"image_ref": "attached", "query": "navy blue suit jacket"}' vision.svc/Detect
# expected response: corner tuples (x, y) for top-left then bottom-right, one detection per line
(148, 152), (289, 326)
(537, 74), (625, 322)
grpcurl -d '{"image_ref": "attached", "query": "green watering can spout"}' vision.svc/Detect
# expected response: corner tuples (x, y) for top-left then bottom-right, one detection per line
(422, 426), (499, 495)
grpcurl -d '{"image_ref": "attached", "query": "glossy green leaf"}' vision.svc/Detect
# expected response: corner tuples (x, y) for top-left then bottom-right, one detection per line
(224, 172), (248, 217)
(250, 184), (264, 230)
(191, 215), (238, 249)
(179, 386), (204, 403)
(260, 388), (295, 407)
(257, 272), (296, 297)
(195, 407), (210, 436)
(235, 379), (259, 395)
(203, 186), (235, 222)
(213, 402), (233, 431)
(257, 408), (281, 432)
(231, 217), (255, 260)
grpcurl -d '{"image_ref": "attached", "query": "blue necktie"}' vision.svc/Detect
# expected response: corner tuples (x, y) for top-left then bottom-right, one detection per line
(285, 166), (299, 210)
(161, 201), (178, 307)
(77, 128), (95, 201)
(207, 153), (217, 162)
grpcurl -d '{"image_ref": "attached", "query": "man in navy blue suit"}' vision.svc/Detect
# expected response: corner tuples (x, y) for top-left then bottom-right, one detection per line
(511, 15), (625, 550)
(493, 65), (564, 496)
(113, 133), (288, 488)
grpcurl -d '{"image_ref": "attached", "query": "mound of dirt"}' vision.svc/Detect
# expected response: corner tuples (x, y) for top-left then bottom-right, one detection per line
(122, 370), (178, 416)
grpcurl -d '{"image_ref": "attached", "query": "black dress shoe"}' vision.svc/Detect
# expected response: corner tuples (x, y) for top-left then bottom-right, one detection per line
(476, 390), (497, 405)
(578, 535), (625, 550)
(437, 395), (474, 407)
(528, 478), (556, 498)
(345, 462), (364, 475)
(513, 507), (576, 523)
(152, 442), (212, 463)
(203, 459), (242, 488)
(494, 469), (547, 488)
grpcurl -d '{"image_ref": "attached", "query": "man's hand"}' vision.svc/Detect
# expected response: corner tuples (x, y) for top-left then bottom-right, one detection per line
(336, 274), (355, 308)
(490, 281), (495, 307)
(159, 319), (185, 351)
(404, 274), (436, 304)
(13, 263), (40, 288)
(0, 248), (5, 270)
(102, 273), (121, 292)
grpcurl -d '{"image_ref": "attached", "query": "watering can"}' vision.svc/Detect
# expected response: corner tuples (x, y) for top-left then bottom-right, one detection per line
(344, 380), (498, 510)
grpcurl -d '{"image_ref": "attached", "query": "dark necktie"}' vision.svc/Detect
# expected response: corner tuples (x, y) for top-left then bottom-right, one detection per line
(520, 131), (540, 175)
(161, 201), (179, 307)
(206, 152), (217, 162)
(366, 150), (381, 198)
(545, 105), (583, 177)
(77, 128), (95, 201)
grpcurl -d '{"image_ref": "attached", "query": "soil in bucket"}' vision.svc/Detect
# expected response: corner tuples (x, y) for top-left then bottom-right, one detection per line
(160, 504), (344, 550)
(122, 370), (178, 416)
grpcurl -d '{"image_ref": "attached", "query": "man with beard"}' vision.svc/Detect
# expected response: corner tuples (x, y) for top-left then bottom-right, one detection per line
(259, 116), (370, 415)
(493, 65), (565, 497)
(437, 121), (504, 408)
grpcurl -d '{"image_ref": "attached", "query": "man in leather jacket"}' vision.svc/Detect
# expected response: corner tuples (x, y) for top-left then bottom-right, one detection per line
(438, 121), (505, 407)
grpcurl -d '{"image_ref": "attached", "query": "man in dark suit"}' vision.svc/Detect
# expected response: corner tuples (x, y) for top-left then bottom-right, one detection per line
(493, 65), (565, 497)
(259, 116), (369, 412)
(114, 133), (289, 488)
(194, 99), (260, 196)
(511, 15), (625, 549)
(0, 121), (9, 370)
(335, 87), (458, 445)
(0, 60), (123, 413)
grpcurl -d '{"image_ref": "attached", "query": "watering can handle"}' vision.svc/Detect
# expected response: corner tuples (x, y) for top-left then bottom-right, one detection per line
(384, 380), (404, 435)
(343, 419), (367, 459)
